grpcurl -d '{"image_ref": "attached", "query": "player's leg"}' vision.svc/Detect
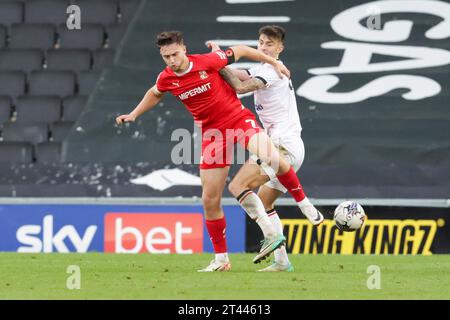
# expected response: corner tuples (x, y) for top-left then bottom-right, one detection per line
(256, 185), (294, 272)
(246, 132), (324, 225)
(227, 158), (285, 264)
(198, 166), (232, 272)
(253, 143), (295, 271)
(228, 159), (279, 237)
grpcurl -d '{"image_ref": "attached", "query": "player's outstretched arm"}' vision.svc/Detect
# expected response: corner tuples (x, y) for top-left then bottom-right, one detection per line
(220, 67), (265, 94)
(115, 85), (164, 125)
(230, 44), (290, 79)
(206, 41), (251, 81)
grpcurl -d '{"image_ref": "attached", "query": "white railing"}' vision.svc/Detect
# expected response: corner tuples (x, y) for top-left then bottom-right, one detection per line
(0, 197), (449, 207)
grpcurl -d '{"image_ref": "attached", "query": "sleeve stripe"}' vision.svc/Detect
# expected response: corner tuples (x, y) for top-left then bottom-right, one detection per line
(245, 69), (251, 76)
(255, 76), (268, 85)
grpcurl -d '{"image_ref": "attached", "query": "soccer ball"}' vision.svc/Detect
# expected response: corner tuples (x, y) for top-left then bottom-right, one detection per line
(333, 201), (366, 232)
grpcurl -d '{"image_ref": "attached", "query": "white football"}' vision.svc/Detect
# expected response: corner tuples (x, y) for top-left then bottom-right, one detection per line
(333, 201), (366, 232)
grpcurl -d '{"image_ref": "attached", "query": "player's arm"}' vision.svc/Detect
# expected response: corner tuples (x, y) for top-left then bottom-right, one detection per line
(115, 85), (164, 125)
(229, 68), (251, 81)
(230, 45), (290, 79)
(206, 41), (251, 81)
(220, 67), (265, 94)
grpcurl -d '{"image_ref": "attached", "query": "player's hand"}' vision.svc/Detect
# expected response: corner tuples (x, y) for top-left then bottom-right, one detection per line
(115, 114), (136, 125)
(273, 61), (291, 79)
(206, 41), (221, 52)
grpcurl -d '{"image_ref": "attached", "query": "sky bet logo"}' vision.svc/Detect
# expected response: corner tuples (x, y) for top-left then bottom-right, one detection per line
(104, 213), (203, 254)
(16, 215), (97, 253)
(15, 213), (203, 253)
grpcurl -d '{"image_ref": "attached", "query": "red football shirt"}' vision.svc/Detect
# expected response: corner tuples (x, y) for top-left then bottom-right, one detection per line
(156, 50), (244, 129)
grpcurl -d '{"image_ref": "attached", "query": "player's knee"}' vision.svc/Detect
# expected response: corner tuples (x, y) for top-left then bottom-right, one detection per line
(257, 195), (271, 210)
(227, 180), (239, 197)
(202, 192), (221, 210)
(228, 178), (246, 197)
(276, 157), (291, 174)
(247, 180), (261, 190)
(262, 153), (281, 172)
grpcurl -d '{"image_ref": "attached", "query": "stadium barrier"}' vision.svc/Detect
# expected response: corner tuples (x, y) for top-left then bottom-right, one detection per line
(0, 200), (246, 253)
(246, 203), (450, 255)
(1, 198), (449, 255)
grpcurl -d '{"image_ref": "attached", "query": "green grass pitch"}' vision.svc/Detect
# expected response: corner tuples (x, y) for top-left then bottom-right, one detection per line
(0, 253), (449, 299)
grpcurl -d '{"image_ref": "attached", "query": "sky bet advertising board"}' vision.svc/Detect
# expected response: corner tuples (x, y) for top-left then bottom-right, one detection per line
(0, 205), (246, 253)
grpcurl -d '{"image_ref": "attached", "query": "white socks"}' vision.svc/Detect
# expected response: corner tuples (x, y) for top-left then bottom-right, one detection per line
(237, 189), (277, 237)
(236, 189), (290, 266)
(298, 196), (312, 210)
(267, 209), (290, 266)
(215, 253), (229, 263)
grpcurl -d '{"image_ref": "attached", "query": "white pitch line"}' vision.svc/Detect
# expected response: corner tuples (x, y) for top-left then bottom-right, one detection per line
(217, 16), (290, 23)
(205, 39), (258, 47)
(226, 0), (294, 3)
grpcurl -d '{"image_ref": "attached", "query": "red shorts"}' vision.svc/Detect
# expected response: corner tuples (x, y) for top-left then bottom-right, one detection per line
(200, 109), (263, 169)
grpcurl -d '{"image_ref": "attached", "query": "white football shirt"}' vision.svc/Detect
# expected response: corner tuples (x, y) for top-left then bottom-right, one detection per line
(248, 61), (302, 147)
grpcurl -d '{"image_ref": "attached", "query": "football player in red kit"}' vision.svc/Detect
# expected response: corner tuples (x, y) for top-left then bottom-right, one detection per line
(116, 31), (316, 271)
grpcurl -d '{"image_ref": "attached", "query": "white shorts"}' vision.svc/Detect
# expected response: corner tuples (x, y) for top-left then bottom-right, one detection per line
(250, 136), (305, 193)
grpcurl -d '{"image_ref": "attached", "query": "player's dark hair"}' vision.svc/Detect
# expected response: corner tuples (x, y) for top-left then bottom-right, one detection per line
(156, 31), (184, 47)
(259, 25), (285, 43)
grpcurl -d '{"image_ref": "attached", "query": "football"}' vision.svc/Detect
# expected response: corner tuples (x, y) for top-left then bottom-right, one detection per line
(333, 201), (366, 232)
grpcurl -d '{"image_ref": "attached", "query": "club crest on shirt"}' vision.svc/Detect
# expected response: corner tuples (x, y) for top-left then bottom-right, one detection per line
(199, 71), (208, 80)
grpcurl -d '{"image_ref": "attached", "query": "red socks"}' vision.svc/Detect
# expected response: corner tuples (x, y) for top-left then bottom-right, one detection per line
(276, 166), (306, 202)
(205, 216), (227, 253)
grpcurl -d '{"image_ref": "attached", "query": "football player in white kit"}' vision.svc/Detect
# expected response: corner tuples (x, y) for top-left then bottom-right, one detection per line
(208, 25), (324, 272)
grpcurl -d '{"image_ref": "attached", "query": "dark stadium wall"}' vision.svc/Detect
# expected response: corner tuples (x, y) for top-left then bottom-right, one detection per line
(60, 0), (450, 199)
